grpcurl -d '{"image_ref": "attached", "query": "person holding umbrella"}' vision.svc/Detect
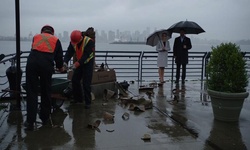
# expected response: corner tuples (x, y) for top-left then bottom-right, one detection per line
(156, 33), (171, 83)
(173, 28), (192, 84)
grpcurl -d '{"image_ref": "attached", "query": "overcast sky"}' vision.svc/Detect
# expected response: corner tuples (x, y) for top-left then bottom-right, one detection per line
(0, 0), (249, 41)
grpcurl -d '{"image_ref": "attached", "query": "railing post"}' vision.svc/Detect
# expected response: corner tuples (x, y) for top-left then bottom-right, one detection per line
(15, 0), (21, 110)
(139, 51), (143, 82)
(201, 52), (207, 81)
(171, 55), (174, 82)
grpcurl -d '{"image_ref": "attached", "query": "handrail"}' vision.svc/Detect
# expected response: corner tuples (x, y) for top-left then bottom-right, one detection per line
(94, 50), (142, 81)
(141, 51), (207, 82)
(2, 50), (250, 96)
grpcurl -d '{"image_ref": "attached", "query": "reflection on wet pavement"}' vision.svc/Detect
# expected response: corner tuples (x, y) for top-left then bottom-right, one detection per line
(205, 120), (247, 150)
(0, 81), (249, 149)
(24, 127), (71, 149)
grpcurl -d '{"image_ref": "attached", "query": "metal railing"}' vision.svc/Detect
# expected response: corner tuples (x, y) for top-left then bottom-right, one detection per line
(203, 51), (250, 81)
(242, 52), (250, 78)
(94, 51), (142, 81)
(140, 51), (208, 82)
(96, 51), (209, 82)
(2, 50), (250, 94)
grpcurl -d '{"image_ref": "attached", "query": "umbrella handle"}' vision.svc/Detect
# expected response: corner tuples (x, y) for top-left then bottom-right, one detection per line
(156, 33), (165, 48)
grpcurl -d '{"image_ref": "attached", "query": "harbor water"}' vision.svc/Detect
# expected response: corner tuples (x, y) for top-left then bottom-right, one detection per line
(0, 40), (214, 83)
(1, 40), (250, 88)
(0, 40), (219, 53)
(1, 41), (250, 149)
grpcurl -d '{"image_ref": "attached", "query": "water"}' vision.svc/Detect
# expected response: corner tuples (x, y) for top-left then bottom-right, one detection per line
(1, 40), (250, 54)
(1, 40), (250, 84)
(0, 41), (156, 54)
(4, 40), (250, 54)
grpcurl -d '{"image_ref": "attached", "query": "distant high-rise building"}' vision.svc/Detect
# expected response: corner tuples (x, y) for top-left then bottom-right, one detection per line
(28, 32), (33, 40)
(101, 30), (108, 42)
(108, 30), (115, 42)
(63, 31), (69, 42)
(146, 27), (150, 36)
(58, 33), (63, 40)
(116, 29), (120, 39)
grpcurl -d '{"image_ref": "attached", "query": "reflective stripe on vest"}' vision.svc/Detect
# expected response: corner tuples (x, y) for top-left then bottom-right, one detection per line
(74, 36), (94, 64)
(32, 33), (58, 53)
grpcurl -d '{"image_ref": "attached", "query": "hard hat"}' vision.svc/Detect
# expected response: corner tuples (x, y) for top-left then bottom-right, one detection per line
(41, 25), (54, 35)
(70, 30), (82, 45)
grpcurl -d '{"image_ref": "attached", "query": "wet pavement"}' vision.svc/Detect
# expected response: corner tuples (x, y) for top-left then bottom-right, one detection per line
(0, 80), (250, 150)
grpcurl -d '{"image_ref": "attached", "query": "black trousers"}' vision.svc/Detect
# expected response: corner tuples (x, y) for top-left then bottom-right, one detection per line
(175, 63), (186, 81)
(71, 60), (94, 105)
(26, 51), (54, 124)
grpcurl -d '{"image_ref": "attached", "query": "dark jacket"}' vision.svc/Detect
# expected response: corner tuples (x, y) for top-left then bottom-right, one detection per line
(173, 36), (192, 64)
(64, 36), (95, 66)
(30, 37), (63, 69)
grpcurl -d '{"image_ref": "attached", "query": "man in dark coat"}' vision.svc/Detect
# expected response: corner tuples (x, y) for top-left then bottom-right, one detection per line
(173, 28), (192, 84)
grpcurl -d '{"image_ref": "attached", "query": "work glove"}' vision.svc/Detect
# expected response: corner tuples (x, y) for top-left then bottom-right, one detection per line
(58, 67), (67, 73)
(72, 62), (80, 70)
(63, 62), (68, 70)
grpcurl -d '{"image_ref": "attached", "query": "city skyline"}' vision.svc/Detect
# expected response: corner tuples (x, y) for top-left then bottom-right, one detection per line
(1, 1), (250, 42)
(1, 27), (250, 45)
(0, 27), (153, 42)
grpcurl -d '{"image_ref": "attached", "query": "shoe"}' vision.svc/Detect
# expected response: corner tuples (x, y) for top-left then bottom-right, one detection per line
(70, 100), (83, 104)
(24, 121), (34, 131)
(85, 105), (91, 109)
(70, 100), (77, 104)
(42, 119), (52, 127)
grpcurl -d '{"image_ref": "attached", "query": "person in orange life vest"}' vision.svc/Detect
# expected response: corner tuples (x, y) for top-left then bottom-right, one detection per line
(63, 30), (95, 109)
(24, 25), (64, 130)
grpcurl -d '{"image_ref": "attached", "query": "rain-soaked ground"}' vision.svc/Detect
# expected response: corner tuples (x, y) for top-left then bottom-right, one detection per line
(0, 80), (250, 150)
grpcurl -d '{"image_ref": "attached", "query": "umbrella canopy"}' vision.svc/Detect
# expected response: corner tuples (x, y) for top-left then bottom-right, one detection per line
(146, 29), (172, 47)
(167, 20), (205, 34)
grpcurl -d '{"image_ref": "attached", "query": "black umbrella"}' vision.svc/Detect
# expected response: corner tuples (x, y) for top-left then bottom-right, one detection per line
(146, 29), (172, 47)
(167, 20), (205, 34)
(0, 54), (5, 61)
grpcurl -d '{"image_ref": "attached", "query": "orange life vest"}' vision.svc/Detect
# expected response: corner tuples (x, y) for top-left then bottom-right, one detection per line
(32, 33), (58, 53)
(74, 36), (93, 63)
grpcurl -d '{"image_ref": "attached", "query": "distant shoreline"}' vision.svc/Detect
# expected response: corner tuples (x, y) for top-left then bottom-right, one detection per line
(110, 41), (145, 45)
(1, 39), (250, 46)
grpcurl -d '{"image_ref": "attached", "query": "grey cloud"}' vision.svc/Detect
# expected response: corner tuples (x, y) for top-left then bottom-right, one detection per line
(0, 0), (250, 41)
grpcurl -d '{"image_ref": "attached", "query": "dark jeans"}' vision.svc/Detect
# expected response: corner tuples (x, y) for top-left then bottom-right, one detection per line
(71, 61), (94, 105)
(175, 63), (186, 81)
(26, 51), (53, 124)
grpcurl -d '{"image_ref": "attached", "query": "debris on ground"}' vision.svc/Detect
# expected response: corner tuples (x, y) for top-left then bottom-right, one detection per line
(120, 96), (153, 110)
(141, 133), (151, 141)
(102, 103), (108, 106)
(116, 82), (129, 97)
(106, 129), (115, 132)
(103, 111), (115, 121)
(139, 85), (154, 91)
(87, 120), (101, 132)
(103, 89), (116, 101)
(149, 81), (158, 88)
(122, 112), (130, 120)
(87, 120), (101, 129)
